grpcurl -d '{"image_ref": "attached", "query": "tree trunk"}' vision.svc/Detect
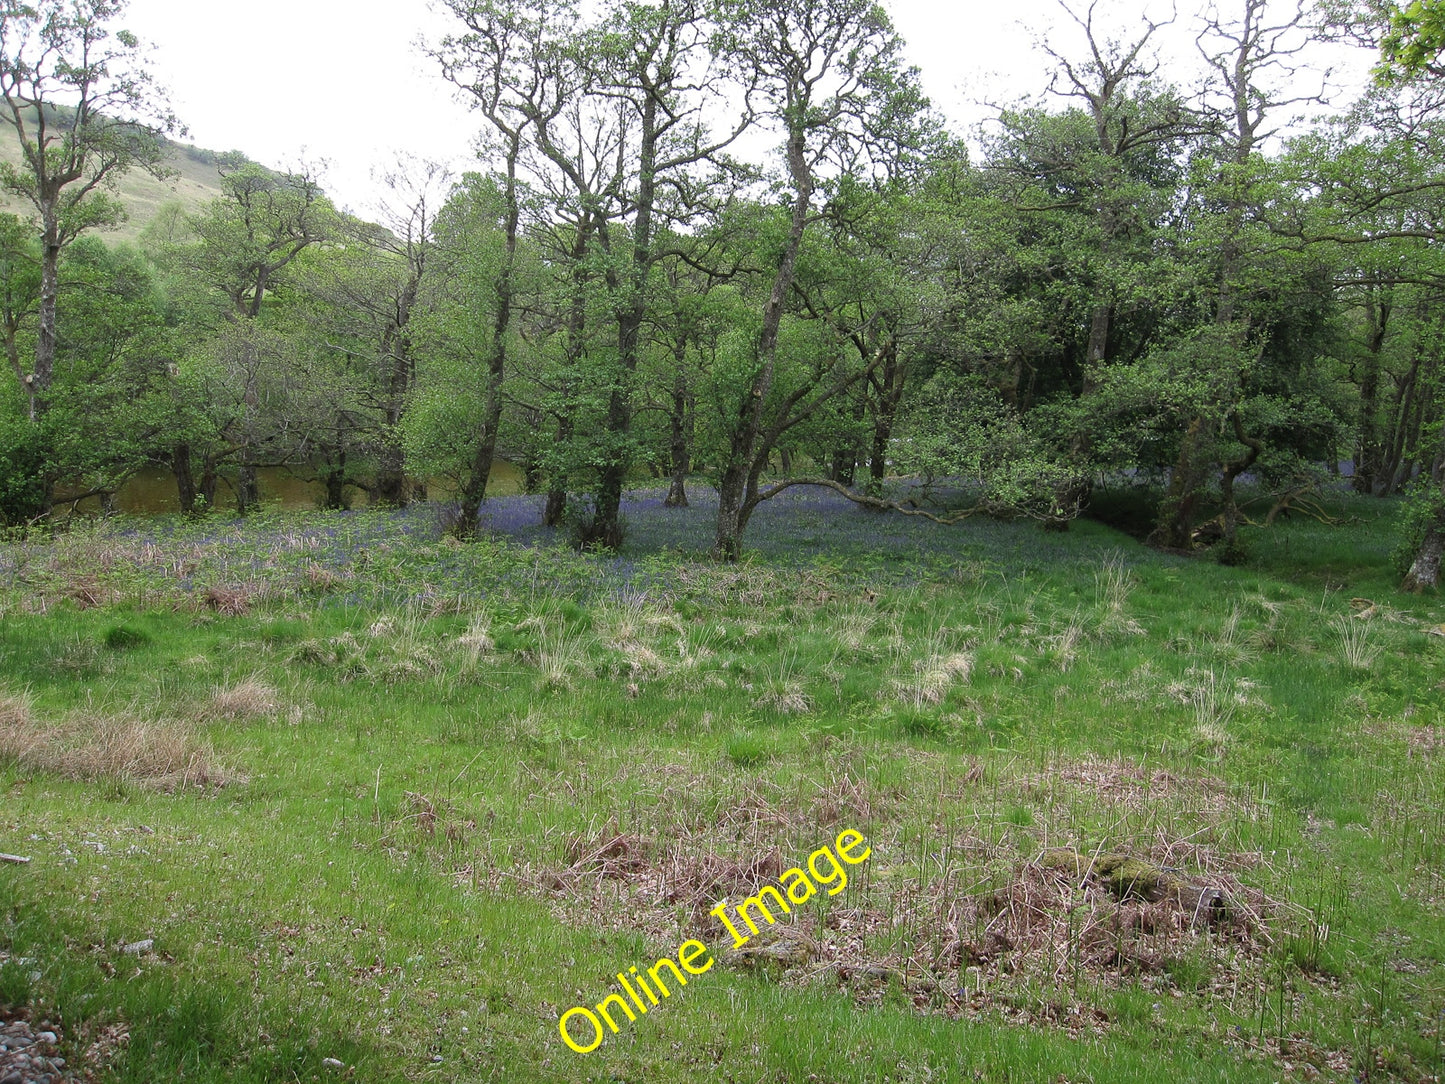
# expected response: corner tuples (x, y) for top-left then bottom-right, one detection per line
(453, 137), (521, 541)
(585, 92), (659, 550)
(199, 458), (219, 510)
(321, 457), (348, 511)
(173, 442), (197, 516)
(543, 417), (570, 528)
(32, 209), (60, 415)
(1404, 514), (1445, 592)
(713, 123), (812, 561)
(375, 274), (420, 508)
(1353, 287), (1390, 495)
(236, 457), (260, 515)
(664, 364), (689, 508)
(1219, 412), (1262, 553)
(867, 340), (903, 497)
(714, 455), (748, 562)
(1151, 417), (1211, 549)
(375, 460), (406, 508)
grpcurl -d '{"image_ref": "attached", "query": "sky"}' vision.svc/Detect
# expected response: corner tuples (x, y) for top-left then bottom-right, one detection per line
(119, 0), (1375, 217)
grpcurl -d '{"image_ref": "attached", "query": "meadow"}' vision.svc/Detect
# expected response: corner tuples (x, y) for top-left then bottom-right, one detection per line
(0, 485), (1441, 1082)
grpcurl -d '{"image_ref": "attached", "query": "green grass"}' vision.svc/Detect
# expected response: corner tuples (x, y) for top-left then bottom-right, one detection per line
(0, 492), (1442, 1081)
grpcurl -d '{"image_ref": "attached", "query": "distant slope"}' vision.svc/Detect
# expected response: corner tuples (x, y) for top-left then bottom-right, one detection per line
(0, 126), (242, 244)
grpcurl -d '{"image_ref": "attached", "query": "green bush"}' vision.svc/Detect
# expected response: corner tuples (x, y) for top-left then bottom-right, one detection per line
(0, 420), (51, 527)
(102, 623), (151, 650)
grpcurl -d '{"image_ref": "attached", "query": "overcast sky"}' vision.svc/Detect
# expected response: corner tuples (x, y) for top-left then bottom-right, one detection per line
(120, 0), (1373, 216)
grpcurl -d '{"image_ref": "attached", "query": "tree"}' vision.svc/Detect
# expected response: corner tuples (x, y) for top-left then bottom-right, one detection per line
(431, 0), (563, 537)
(177, 159), (336, 512)
(300, 159), (450, 507)
(0, 0), (178, 421)
(1379, 0), (1445, 77)
(708, 0), (931, 560)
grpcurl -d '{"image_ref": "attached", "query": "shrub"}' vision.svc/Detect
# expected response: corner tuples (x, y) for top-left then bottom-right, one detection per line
(0, 420), (50, 527)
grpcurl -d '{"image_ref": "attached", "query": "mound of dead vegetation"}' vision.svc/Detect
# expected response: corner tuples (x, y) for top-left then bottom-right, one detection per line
(493, 767), (1277, 1032)
(0, 692), (237, 791)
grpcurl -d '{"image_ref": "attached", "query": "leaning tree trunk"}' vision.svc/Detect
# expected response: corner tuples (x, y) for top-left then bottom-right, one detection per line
(453, 140), (520, 541)
(713, 124), (811, 561)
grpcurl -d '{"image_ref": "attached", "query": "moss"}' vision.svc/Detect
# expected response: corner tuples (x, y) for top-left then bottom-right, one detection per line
(1040, 849), (1180, 901)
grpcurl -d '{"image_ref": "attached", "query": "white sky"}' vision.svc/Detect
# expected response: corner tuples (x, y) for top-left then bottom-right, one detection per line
(120, 0), (1375, 217)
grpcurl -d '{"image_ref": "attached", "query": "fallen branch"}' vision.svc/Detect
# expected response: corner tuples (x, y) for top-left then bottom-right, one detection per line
(0, 853), (31, 864)
(753, 477), (1029, 525)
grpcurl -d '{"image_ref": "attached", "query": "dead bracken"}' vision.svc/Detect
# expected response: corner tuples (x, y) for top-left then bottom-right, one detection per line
(494, 779), (1276, 1032)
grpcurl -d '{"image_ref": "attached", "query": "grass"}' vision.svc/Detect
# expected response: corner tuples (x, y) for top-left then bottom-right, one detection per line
(0, 484), (1441, 1081)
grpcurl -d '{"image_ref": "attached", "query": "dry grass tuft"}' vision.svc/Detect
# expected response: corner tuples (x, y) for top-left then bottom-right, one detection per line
(457, 616), (495, 660)
(755, 679), (812, 714)
(895, 650), (974, 707)
(1333, 615), (1381, 670)
(0, 698), (237, 790)
(67, 580), (115, 610)
(1032, 758), (1242, 817)
(203, 586), (252, 616)
(208, 678), (281, 720)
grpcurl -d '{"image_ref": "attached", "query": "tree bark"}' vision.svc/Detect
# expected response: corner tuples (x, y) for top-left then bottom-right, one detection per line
(321, 453), (349, 511)
(199, 458), (219, 511)
(664, 362), (690, 508)
(236, 457), (260, 515)
(32, 208), (60, 415)
(173, 442), (197, 516)
(866, 339), (903, 496)
(375, 273), (420, 507)
(1150, 417), (1211, 550)
(1219, 412), (1262, 550)
(1404, 514), (1444, 592)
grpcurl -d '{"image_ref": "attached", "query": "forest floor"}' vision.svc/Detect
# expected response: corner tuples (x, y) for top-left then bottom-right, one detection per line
(0, 484), (1441, 1083)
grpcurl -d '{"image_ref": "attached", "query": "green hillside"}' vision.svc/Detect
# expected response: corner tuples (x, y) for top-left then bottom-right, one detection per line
(0, 124), (236, 244)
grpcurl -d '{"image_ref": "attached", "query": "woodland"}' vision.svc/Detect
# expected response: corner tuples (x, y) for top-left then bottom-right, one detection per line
(1, 0), (1445, 575)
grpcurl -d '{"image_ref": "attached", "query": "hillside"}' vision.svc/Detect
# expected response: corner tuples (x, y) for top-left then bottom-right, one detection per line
(0, 123), (238, 244)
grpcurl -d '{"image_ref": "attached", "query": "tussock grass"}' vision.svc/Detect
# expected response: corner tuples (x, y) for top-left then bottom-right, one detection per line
(0, 693), (234, 790)
(207, 678), (281, 720)
(1333, 614), (1381, 671)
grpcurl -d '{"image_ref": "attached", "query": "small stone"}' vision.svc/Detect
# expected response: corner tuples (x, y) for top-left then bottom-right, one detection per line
(6, 1035), (32, 1048)
(322, 1057), (345, 1069)
(121, 939), (153, 955)
(37, 1030), (57, 1043)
